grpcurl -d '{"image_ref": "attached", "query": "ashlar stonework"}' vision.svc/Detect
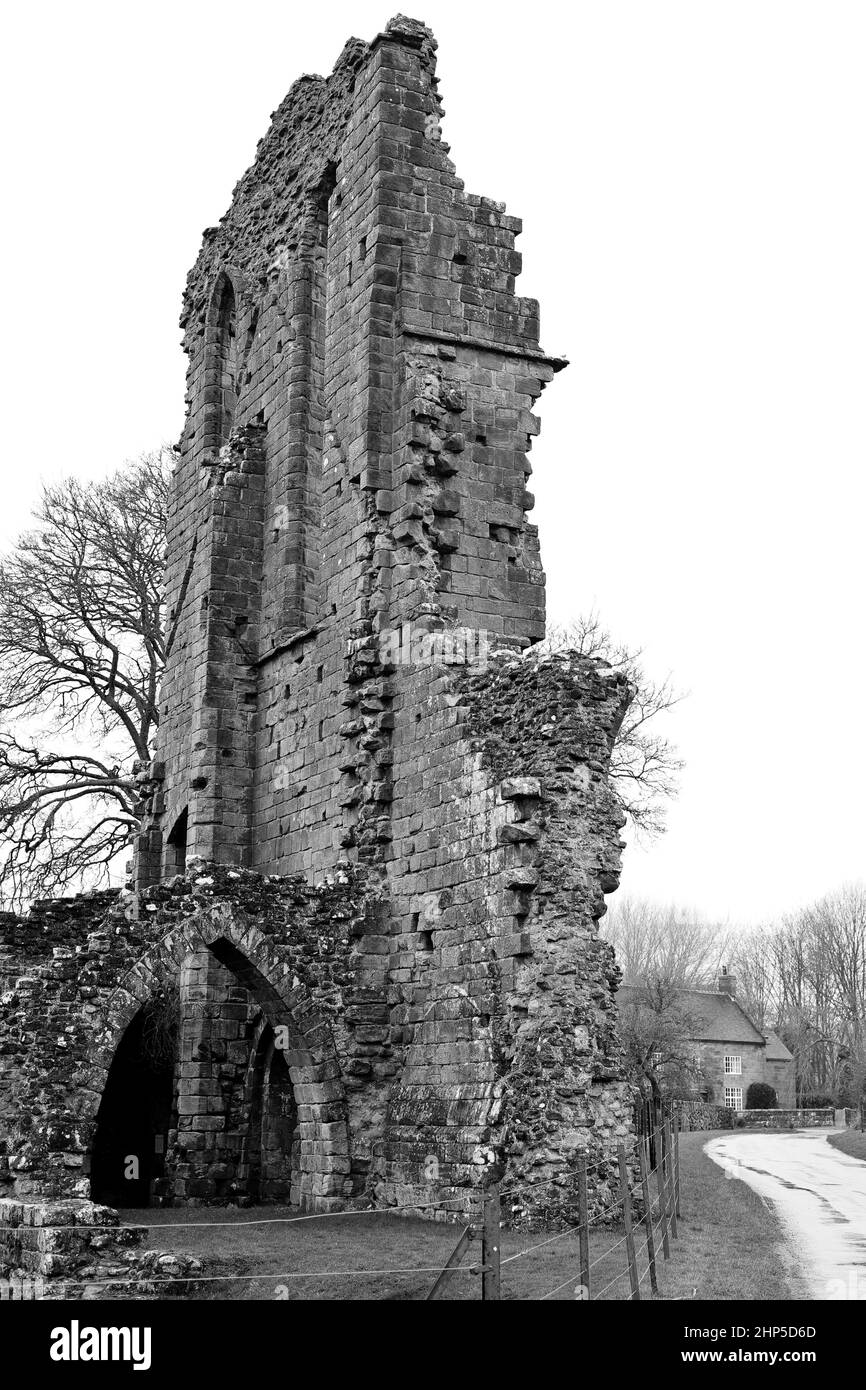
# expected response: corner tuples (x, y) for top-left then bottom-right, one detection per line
(0, 15), (635, 1235)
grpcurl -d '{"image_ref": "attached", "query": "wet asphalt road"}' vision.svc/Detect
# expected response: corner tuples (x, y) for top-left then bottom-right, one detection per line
(705, 1128), (866, 1299)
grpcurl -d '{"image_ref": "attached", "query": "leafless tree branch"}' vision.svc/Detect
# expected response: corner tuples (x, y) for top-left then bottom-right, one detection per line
(0, 449), (173, 908)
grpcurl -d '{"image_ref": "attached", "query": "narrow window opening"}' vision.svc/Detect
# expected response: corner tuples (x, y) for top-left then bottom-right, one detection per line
(215, 279), (238, 445)
(166, 807), (189, 873)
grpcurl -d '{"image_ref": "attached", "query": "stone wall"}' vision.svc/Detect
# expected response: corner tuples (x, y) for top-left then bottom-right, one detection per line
(677, 1102), (734, 1133)
(1, 15), (636, 1227)
(765, 1056), (796, 1108)
(0, 866), (378, 1210)
(1, 651), (634, 1223)
(692, 1040), (765, 1107)
(0, 1198), (202, 1300)
(135, 14), (558, 888)
(733, 1109), (835, 1130)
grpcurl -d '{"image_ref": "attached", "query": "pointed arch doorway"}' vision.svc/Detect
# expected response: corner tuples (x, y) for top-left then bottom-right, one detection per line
(89, 997), (177, 1207)
(241, 1020), (299, 1203)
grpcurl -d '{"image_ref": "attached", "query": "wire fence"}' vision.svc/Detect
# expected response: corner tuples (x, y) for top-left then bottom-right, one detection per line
(496, 1107), (683, 1302)
(1, 1109), (684, 1302)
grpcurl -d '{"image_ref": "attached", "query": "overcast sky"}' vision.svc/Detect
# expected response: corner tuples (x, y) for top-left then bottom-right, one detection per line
(1, 1), (863, 925)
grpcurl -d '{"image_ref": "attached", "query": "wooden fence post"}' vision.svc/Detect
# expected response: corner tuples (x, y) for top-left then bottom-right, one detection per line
(655, 1119), (671, 1261)
(481, 1185), (501, 1301)
(618, 1144), (640, 1301)
(426, 1225), (476, 1301)
(673, 1107), (682, 1219)
(638, 1134), (658, 1295)
(663, 1116), (679, 1240)
(577, 1155), (590, 1301)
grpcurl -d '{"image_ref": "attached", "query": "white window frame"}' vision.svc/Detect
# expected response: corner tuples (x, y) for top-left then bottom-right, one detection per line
(724, 1055), (742, 1075)
(724, 1086), (743, 1110)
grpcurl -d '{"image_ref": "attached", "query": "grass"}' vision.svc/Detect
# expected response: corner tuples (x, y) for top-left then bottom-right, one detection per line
(827, 1127), (866, 1162)
(116, 1204), (646, 1301)
(650, 1131), (797, 1301)
(113, 1132), (793, 1301)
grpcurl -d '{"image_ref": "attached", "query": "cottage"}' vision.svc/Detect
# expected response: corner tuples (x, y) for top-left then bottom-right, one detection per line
(619, 968), (795, 1109)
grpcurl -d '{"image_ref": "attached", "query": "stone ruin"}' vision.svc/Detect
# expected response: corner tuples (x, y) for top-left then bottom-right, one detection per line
(0, 15), (635, 1264)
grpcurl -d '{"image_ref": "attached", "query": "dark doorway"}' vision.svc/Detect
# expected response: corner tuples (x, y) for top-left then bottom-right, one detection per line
(243, 1024), (298, 1202)
(90, 999), (177, 1207)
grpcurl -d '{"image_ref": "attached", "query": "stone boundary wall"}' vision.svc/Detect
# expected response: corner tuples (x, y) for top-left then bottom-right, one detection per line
(733, 1108), (835, 1129)
(677, 1103), (734, 1132)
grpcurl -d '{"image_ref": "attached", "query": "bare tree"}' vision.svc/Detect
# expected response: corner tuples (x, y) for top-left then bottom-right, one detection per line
(0, 451), (172, 907)
(730, 929), (777, 1032)
(539, 612), (684, 836)
(733, 883), (866, 1103)
(604, 897), (734, 988)
(618, 979), (705, 1106)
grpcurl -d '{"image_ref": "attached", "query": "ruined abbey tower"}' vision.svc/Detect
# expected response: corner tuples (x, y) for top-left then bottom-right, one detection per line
(0, 16), (633, 1228)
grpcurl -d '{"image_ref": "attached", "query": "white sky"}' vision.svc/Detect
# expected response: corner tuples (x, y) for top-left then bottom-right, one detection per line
(1, 1), (864, 925)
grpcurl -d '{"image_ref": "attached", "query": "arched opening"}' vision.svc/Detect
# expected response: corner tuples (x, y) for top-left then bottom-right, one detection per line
(214, 276), (238, 446)
(90, 995), (178, 1208)
(165, 806), (188, 873)
(241, 1022), (299, 1202)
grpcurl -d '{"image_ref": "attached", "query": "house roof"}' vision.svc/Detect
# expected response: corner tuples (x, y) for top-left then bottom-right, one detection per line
(763, 1029), (794, 1062)
(617, 984), (767, 1046)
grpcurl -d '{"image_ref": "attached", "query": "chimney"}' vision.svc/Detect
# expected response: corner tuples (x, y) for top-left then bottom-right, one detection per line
(717, 964), (736, 997)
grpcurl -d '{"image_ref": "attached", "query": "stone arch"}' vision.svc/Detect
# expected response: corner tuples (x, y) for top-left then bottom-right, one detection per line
(89, 997), (177, 1207)
(204, 266), (249, 452)
(83, 904), (350, 1210)
(239, 1015), (299, 1202)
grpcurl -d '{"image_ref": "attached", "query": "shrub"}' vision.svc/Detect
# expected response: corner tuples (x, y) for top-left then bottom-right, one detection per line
(799, 1093), (833, 1109)
(746, 1082), (777, 1109)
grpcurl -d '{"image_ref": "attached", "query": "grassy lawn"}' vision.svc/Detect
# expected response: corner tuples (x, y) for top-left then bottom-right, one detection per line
(116, 1204), (648, 1301)
(112, 1132), (792, 1301)
(651, 1131), (797, 1301)
(827, 1128), (866, 1162)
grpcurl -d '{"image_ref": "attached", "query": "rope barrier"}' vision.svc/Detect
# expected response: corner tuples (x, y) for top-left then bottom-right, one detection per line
(501, 1224), (578, 1267)
(20, 1194), (478, 1234)
(593, 1266), (631, 1300)
(538, 1272), (585, 1302)
(53, 1262), (484, 1290)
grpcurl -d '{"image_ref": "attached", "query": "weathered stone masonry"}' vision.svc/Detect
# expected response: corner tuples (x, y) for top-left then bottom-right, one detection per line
(0, 15), (635, 1234)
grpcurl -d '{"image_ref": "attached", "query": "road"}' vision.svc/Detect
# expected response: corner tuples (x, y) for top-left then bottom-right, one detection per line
(705, 1128), (866, 1299)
